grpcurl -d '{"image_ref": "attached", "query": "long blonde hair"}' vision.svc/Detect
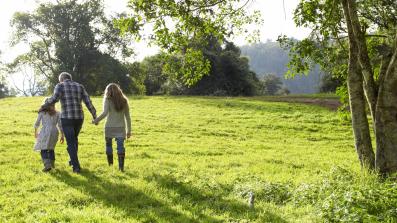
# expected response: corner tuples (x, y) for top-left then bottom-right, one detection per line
(104, 83), (128, 111)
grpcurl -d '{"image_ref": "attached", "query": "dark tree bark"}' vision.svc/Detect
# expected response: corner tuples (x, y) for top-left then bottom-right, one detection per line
(346, 0), (378, 120)
(375, 35), (397, 174)
(342, 0), (397, 174)
(341, 0), (375, 169)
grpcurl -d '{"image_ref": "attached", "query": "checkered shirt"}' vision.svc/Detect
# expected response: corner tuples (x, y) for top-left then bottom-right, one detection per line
(46, 80), (96, 120)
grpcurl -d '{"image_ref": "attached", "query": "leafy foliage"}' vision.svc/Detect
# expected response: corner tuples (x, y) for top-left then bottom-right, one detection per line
(279, 0), (397, 106)
(116, 0), (262, 85)
(0, 79), (9, 98)
(260, 74), (283, 96)
(10, 0), (134, 94)
(140, 54), (168, 95)
(319, 72), (344, 93)
(185, 41), (260, 96)
(138, 41), (261, 96)
(235, 167), (397, 222)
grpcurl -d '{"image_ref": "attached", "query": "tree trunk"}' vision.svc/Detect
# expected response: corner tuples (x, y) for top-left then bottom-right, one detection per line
(341, 0), (375, 169)
(343, 0), (397, 174)
(346, 0), (378, 120)
(375, 35), (397, 174)
(347, 59), (376, 169)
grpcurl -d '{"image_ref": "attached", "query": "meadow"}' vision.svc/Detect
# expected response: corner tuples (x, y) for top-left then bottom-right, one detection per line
(0, 96), (396, 222)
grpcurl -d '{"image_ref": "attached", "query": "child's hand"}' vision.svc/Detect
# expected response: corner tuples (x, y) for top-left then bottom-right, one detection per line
(60, 136), (64, 144)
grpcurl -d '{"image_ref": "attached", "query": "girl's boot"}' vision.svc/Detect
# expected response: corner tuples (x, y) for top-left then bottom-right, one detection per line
(118, 153), (125, 172)
(42, 159), (52, 172)
(107, 153), (113, 166)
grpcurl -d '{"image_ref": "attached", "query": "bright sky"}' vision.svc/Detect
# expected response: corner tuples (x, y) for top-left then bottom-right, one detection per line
(0, 0), (310, 64)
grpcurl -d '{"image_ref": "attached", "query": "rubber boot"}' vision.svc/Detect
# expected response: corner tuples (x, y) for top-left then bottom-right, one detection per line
(118, 153), (125, 172)
(51, 160), (55, 169)
(107, 153), (113, 166)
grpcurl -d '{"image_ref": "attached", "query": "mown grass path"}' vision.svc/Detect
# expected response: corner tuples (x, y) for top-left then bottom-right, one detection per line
(0, 96), (359, 222)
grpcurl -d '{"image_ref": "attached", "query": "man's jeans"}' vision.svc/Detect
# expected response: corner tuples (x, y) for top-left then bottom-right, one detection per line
(61, 119), (83, 170)
(105, 137), (125, 154)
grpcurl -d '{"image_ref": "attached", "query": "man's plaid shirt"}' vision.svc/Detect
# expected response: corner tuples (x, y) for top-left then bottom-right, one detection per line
(47, 80), (96, 120)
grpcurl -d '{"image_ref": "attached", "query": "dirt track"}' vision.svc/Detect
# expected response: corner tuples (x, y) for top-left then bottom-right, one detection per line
(261, 96), (342, 111)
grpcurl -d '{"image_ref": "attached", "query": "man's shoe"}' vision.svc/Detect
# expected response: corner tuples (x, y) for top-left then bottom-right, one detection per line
(42, 167), (52, 172)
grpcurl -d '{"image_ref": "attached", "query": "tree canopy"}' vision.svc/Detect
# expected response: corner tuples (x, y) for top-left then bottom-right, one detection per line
(9, 0), (134, 94)
(136, 40), (261, 96)
(116, 0), (262, 86)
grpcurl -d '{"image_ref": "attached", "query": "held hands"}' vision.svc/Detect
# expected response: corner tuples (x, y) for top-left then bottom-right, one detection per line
(127, 132), (132, 139)
(92, 119), (99, 125)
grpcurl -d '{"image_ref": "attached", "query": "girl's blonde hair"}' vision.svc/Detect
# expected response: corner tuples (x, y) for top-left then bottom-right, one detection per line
(38, 98), (57, 116)
(104, 83), (128, 111)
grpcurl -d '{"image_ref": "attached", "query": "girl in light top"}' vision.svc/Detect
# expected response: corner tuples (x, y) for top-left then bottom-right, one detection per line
(93, 83), (131, 171)
(34, 98), (64, 172)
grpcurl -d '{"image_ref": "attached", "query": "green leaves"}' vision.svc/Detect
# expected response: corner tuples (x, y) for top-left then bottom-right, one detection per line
(117, 0), (262, 85)
(163, 48), (211, 86)
(9, 0), (135, 91)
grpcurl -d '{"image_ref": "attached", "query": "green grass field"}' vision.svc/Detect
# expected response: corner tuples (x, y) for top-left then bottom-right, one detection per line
(0, 96), (396, 222)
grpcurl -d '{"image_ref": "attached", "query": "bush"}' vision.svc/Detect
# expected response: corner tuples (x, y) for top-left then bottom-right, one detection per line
(261, 74), (283, 95)
(233, 179), (292, 205)
(234, 167), (397, 222)
(316, 167), (397, 222)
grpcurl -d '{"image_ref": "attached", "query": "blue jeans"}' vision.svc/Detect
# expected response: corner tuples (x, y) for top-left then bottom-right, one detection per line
(40, 150), (55, 161)
(105, 137), (125, 154)
(61, 119), (83, 170)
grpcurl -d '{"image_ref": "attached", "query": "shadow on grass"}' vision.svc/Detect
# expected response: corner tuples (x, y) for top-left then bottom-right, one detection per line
(145, 174), (288, 223)
(51, 169), (210, 222)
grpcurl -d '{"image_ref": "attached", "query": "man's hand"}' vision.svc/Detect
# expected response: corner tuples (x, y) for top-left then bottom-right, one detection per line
(60, 135), (65, 144)
(127, 132), (132, 139)
(92, 119), (98, 125)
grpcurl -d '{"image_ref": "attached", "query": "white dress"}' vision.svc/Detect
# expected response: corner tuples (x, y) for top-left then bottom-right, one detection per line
(34, 112), (62, 151)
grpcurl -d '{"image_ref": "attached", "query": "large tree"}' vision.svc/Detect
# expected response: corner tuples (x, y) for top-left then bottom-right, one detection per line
(183, 40), (260, 96)
(10, 0), (134, 94)
(281, 0), (397, 174)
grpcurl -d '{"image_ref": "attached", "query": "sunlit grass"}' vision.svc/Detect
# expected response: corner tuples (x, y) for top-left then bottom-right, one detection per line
(1, 96), (394, 222)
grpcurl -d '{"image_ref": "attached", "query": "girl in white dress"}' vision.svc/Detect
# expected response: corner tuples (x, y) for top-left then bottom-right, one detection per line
(34, 98), (64, 172)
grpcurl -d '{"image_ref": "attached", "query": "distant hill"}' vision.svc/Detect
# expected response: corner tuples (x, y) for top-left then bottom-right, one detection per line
(240, 41), (322, 94)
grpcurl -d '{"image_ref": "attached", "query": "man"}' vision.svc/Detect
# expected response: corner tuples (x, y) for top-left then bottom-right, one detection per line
(43, 72), (96, 173)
